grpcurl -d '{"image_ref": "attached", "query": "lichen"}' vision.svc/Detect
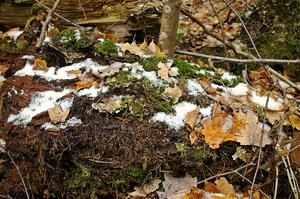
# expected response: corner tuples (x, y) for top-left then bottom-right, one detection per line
(95, 39), (118, 57)
(52, 29), (91, 50)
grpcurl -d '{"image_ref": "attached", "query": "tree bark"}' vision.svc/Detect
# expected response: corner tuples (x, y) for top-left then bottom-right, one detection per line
(158, 0), (182, 58)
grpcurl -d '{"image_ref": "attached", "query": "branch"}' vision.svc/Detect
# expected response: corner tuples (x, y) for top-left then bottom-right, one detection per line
(36, 0), (61, 48)
(35, 0), (81, 28)
(197, 162), (255, 185)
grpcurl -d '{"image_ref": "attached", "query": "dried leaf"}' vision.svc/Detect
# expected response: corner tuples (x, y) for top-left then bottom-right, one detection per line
(139, 40), (148, 49)
(164, 85), (182, 103)
(215, 177), (235, 196)
(148, 40), (165, 57)
(183, 187), (205, 199)
(129, 186), (147, 197)
(204, 181), (221, 193)
(48, 105), (70, 123)
(76, 81), (93, 91)
(235, 110), (271, 147)
(290, 132), (300, 165)
(92, 96), (122, 113)
(120, 42), (145, 56)
(189, 130), (200, 145)
(157, 61), (170, 80)
(143, 179), (162, 194)
(185, 107), (200, 131)
(0, 75), (6, 88)
(93, 62), (123, 78)
(66, 69), (82, 75)
(197, 77), (216, 95)
(285, 114), (300, 130)
(32, 59), (48, 72)
(157, 173), (197, 199)
(169, 67), (179, 77)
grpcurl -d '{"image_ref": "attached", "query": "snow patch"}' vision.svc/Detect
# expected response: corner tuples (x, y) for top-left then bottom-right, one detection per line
(187, 79), (204, 96)
(41, 117), (82, 130)
(221, 72), (236, 81)
(8, 89), (73, 125)
(250, 90), (283, 111)
(151, 101), (197, 130)
(228, 83), (248, 96)
(77, 86), (109, 98)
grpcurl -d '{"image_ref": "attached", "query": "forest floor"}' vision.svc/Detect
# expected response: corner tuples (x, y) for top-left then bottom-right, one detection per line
(0, 0), (299, 199)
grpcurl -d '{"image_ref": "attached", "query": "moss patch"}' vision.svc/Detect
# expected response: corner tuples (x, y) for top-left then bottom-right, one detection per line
(140, 56), (168, 71)
(95, 39), (118, 57)
(173, 59), (200, 77)
(52, 29), (92, 50)
(64, 160), (91, 189)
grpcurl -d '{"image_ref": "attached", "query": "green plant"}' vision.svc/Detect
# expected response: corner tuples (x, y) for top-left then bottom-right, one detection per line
(52, 29), (91, 50)
(175, 142), (187, 157)
(96, 39), (118, 56)
(173, 59), (200, 77)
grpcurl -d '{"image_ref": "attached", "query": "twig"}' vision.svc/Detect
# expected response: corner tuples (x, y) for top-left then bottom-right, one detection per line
(197, 162), (255, 185)
(36, 0), (61, 48)
(175, 50), (300, 64)
(78, 0), (87, 20)
(35, 0), (81, 28)
(250, 93), (270, 198)
(7, 151), (30, 199)
(0, 194), (12, 199)
(273, 163), (280, 199)
(208, 0), (228, 54)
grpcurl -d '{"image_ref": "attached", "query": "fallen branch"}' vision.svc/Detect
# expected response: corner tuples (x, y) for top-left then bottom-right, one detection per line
(175, 50), (300, 64)
(35, 0), (81, 28)
(36, 0), (61, 48)
(197, 162), (255, 185)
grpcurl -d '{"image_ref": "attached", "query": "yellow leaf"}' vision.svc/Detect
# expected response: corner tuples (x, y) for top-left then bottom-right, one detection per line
(148, 40), (165, 57)
(48, 105), (70, 123)
(76, 81), (93, 91)
(139, 40), (148, 49)
(32, 59), (48, 72)
(183, 187), (205, 199)
(285, 114), (300, 130)
(215, 177), (235, 196)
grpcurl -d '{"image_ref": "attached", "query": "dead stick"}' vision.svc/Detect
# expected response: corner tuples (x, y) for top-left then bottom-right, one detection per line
(36, 0), (61, 48)
(197, 162), (255, 184)
(35, 0), (81, 28)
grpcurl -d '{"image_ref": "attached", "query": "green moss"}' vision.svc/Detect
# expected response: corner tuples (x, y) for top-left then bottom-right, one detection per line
(194, 146), (217, 160)
(142, 79), (174, 114)
(64, 161), (91, 188)
(173, 59), (200, 77)
(175, 142), (187, 158)
(95, 39), (117, 57)
(140, 56), (168, 71)
(107, 70), (137, 87)
(52, 29), (91, 50)
(121, 95), (152, 121)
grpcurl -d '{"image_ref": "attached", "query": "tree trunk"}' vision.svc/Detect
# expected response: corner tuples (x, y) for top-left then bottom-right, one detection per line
(158, 0), (182, 58)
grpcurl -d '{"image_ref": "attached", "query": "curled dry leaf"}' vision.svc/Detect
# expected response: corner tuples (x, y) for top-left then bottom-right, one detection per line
(148, 40), (165, 57)
(215, 177), (235, 196)
(164, 85), (182, 103)
(197, 77), (216, 95)
(92, 96), (122, 113)
(185, 106), (200, 132)
(32, 59), (48, 72)
(235, 110), (271, 147)
(189, 130), (200, 145)
(48, 105), (70, 123)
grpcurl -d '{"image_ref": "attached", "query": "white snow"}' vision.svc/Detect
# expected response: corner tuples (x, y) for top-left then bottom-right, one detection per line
(77, 86), (109, 98)
(74, 30), (81, 40)
(198, 69), (215, 76)
(200, 105), (213, 117)
(221, 72), (237, 81)
(228, 83), (248, 96)
(7, 30), (23, 41)
(187, 79), (204, 96)
(151, 101), (197, 130)
(278, 80), (289, 89)
(41, 116), (82, 130)
(21, 55), (35, 60)
(250, 90), (283, 111)
(8, 89), (73, 125)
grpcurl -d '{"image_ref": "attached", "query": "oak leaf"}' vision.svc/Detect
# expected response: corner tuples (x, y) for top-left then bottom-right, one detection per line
(92, 96), (122, 113)
(157, 61), (170, 80)
(185, 106), (200, 132)
(48, 105), (70, 123)
(120, 42), (144, 56)
(33, 59), (48, 72)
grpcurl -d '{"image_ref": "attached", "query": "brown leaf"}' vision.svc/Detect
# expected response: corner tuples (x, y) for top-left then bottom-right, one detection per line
(157, 61), (170, 80)
(204, 181), (221, 193)
(143, 179), (161, 194)
(76, 81), (93, 91)
(32, 59), (48, 72)
(148, 40), (165, 57)
(290, 132), (300, 166)
(189, 130), (200, 145)
(48, 105), (70, 123)
(185, 106), (200, 132)
(183, 187), (205, 199)
(129, 186), (147, 197)
(285, 114), (300, 130)
(215, 177), (235, 196)
(197, 77), (216, 95)
(164, 85), (182, 103)
(235, 110), (271, 147)
(120, 42), (144, 56)
(93, 62), (123, 78)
